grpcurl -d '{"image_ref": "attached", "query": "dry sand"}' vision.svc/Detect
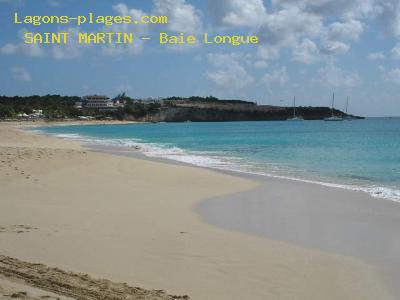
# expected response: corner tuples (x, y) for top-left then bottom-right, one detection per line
(0, 123), (396, 299)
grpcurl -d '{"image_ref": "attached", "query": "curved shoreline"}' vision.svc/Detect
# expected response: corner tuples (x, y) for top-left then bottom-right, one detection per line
(31, 123), (400, 203)
(0, 123), (396, 299)
(79, 140), (400, 297)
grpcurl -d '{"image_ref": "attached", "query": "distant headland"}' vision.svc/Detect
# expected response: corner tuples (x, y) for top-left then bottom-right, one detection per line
(0, 94), (363, 122)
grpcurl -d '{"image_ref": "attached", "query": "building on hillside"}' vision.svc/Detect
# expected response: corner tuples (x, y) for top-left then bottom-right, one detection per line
(82, 95), (114, 109)
(17, 109), (43, 120)
(142, 97), (163, 103)
(74, 101), (83, 109)
(113, 98), (127, 107)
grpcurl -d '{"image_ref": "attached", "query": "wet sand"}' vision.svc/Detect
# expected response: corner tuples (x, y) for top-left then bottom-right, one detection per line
(197, 175), (400, 297)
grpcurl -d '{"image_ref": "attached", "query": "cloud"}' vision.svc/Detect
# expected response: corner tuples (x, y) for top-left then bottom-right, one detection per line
(292, 39), (320, 64)
(253, 60), (268, 68)
(368, 51), (385, 60)
(11, 67), (32, 82)
(1, 0), (398, 66)
(0, 4), (150, 59)
(206, 53), (254, 89)
(314, 61), (361, 87)
(47, 0), (61, 7)
(153, 0), (202, 33)
(51, 27), (87, 59)
(377, 0), (400, 37)
(257, 45), (281, 60)
(0, 42), (44, 57)
(251, 0), (396, 60)
(251, 6), (324, 63)
(100, 3), (149, 56)
(0, 29), (45, 58)
(384, 68), (400, 83)
(0, 43), (18, 54)
(209, 0), (267, 27)
(102, 1), (203, 55)
(324, 20), (364, 42)
(391, 43), (400, 59)
(211, 0), (368, 62)
(258, 6), (322, 47)
(261, 67), (289, 87)
(273, 0), (378, 19)
(318, 20), (364, 55)
(320, 40), (350, 55)
(112, 3), (148, 32)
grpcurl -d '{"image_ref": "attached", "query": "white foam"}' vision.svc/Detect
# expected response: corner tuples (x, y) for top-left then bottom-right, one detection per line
(253, 172), (400, 203)
(360, 186), (400, 202)
(54, 133), (83, 139)
(41, 131), (400, 204)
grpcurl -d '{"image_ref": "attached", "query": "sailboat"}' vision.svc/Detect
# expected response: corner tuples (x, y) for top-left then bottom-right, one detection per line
(343, 96), (353, 120)
(287, 96), (304, 121)
(324, 92), (343, 121)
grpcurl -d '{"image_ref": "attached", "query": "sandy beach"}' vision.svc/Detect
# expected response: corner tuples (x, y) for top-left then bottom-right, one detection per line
(0, 122), (396, 299)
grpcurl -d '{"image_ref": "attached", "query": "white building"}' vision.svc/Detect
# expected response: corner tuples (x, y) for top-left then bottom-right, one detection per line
(17, 110), (43, 120)
(82, 95), (114, 109)
(74, 102), (83, 109)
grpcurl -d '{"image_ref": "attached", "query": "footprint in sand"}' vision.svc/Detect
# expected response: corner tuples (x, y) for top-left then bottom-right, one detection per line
(0, 225), (38, 234)
(9, 291), (28, 298)
(3, 291), (61, 299)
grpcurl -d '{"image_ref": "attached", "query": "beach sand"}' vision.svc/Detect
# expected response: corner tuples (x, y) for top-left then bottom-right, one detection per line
(0, 123), (395, 299)
(198, 176), (400, 297)
(0, 255), (186, 299)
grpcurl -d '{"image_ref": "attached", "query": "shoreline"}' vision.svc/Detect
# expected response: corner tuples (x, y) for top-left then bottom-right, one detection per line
(0, 123), (397, 299)
(197, 177), (400, 297)
(31, 122), (400, 204)
(80, 139), (400, 297)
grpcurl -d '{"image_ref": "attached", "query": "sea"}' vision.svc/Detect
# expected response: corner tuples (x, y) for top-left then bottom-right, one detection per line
(36, 118), (400, 202)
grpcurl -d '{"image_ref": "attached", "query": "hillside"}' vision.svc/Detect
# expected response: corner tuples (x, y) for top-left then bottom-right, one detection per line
(0, 95), (363, 121)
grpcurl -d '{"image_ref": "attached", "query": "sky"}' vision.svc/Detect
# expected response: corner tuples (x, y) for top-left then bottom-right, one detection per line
(0, 0), (400, 117)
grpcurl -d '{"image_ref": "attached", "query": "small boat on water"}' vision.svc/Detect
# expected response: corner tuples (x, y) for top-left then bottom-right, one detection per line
(324, 93), (343, 121)
(287, 96), (304, 121)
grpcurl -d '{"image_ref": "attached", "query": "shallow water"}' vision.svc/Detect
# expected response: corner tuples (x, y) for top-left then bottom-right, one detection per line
(38, 118), (400, 202)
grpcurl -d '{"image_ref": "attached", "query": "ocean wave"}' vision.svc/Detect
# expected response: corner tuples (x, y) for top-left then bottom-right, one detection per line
(38, 130), (400, 203)
(360, 186), (400, 202)
(252, 172), (400, 203)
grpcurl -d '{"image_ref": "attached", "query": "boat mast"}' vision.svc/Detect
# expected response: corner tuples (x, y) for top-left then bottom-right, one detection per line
(345, 96), (349, 114)
(293, 96), (296, 118)
(331, 92), (335, 117)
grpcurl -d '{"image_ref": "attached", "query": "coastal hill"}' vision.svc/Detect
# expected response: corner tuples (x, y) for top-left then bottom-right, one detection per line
(0, 95), (363, 122)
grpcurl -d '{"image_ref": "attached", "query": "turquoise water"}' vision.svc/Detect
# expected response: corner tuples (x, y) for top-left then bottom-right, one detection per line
(38, 118), (400, 202)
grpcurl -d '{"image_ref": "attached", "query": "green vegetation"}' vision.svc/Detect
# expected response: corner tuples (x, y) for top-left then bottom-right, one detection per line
(0, 94), (360, 122)
(164, 96), (255, 105)
(122, 102), (161, 118)
(0, 94), (164, 121)
(0, 95), (80, 119)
